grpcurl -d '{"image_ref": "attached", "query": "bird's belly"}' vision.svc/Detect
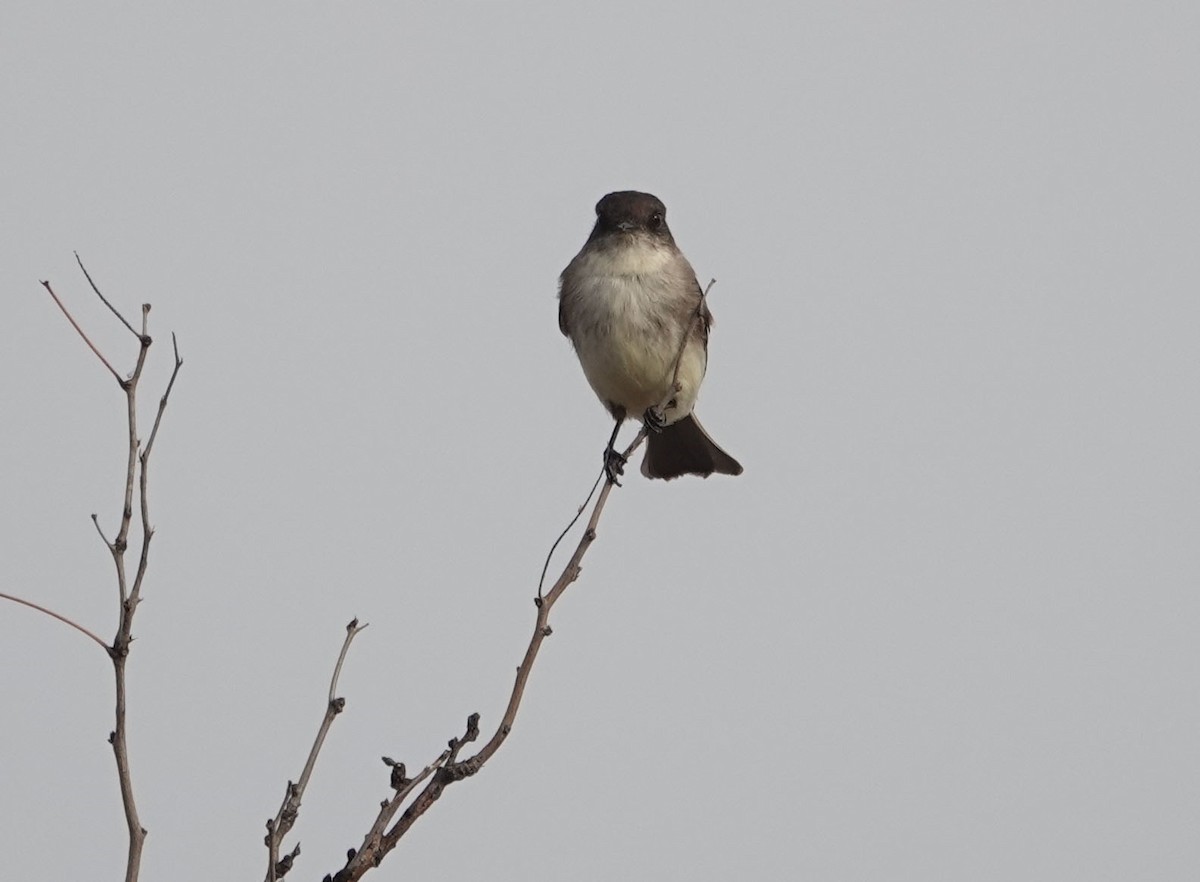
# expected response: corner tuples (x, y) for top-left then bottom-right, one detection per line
(575, 322), (705, 423)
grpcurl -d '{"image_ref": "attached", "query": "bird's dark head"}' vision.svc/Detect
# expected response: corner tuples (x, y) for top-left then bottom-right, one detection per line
(589, 191), (673, 244)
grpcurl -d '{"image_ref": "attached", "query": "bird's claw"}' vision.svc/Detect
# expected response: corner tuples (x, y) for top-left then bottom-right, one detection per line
(604, 448), (627, 486)
(643, 405), (668, 434)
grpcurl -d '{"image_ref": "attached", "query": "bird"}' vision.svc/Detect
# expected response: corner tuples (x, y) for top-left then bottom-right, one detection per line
(558, 190), (743, 482)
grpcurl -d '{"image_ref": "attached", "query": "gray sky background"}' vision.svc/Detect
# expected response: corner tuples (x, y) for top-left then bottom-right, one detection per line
(3, 3), (1198, 880)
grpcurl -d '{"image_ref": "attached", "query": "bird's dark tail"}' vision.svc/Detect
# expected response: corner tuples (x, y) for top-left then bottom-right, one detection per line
(641, 414), (743, 480)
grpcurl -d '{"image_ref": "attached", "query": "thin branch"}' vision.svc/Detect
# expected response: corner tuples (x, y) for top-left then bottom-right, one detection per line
(110, 653), (143, 882)
(129, 333), (182, 604)
(75, 252), (140, 339)
(36, 261), (182, 882)
(657, 277), (715, 425)
(39, 279), (123, 383)
(265, 620), (368, 882)
(328, 427), (648, 882)
(328, 618), (366, 705)
(330, 750), (451, 879)
(672, 278), (714, 395)
(142, 333), (183, 461)
(91, 513), (115, 551)
(111, 310), (150, 607)
(468, 429), (646, 768)
(536, 470), (603, 598)
(0, 591), (108, 651)
(108, 303), (155, 882)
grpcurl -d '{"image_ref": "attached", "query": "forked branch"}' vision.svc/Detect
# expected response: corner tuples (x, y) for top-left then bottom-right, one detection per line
(31, 259), (182, 882)
(323, 422), (653, 881)
(265, 619), (368, 882)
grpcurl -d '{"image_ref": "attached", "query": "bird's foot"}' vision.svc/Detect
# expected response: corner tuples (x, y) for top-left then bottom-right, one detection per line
(643, 405), (668, 434)
(604, 447), (627, 485)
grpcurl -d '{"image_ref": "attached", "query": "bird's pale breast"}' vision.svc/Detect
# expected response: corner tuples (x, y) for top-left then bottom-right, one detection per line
(565, 244), (706, 422)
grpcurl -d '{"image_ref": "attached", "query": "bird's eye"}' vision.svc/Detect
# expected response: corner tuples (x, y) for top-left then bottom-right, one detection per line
(648, 212), (664, 229)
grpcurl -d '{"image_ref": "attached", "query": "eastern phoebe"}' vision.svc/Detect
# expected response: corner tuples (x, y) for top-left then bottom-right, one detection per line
(558, 191), (743, 481)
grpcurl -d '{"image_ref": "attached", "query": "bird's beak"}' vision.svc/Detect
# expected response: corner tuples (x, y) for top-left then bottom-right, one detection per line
(617, 221), (636, 232)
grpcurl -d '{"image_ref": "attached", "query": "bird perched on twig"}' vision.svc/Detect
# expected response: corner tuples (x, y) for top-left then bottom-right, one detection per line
(558, 191), (743, 482)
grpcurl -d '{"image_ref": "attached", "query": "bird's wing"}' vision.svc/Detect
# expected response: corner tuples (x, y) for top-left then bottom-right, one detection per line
(557, 276), (575, 337)
(558, 292), (571, 337)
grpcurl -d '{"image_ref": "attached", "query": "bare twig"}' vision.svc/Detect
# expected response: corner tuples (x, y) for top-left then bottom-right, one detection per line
(91, 513), (115, 552)
(265, 619), (368, 882)
(105, 306), (153, 882)
(461, 428), (646, 770)
(536, 470), (603, 598)
(0, 591), (108, 650)
(39, 260), (183, 882)
(670, 278), (715, 400)
(129, 330), (182, 607)
(39, 279), (122, 383)
(327, 427), (647, 881)
(329, 749), (451, 879)
(142, 333), (182, 462)
(654, 276), (715, 427)
(111, 309), (175, 882)
(75, 251), (139, 338)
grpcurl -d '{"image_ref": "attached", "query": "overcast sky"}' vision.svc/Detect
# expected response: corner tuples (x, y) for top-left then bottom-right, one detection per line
(3, 3), (1198, 880)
